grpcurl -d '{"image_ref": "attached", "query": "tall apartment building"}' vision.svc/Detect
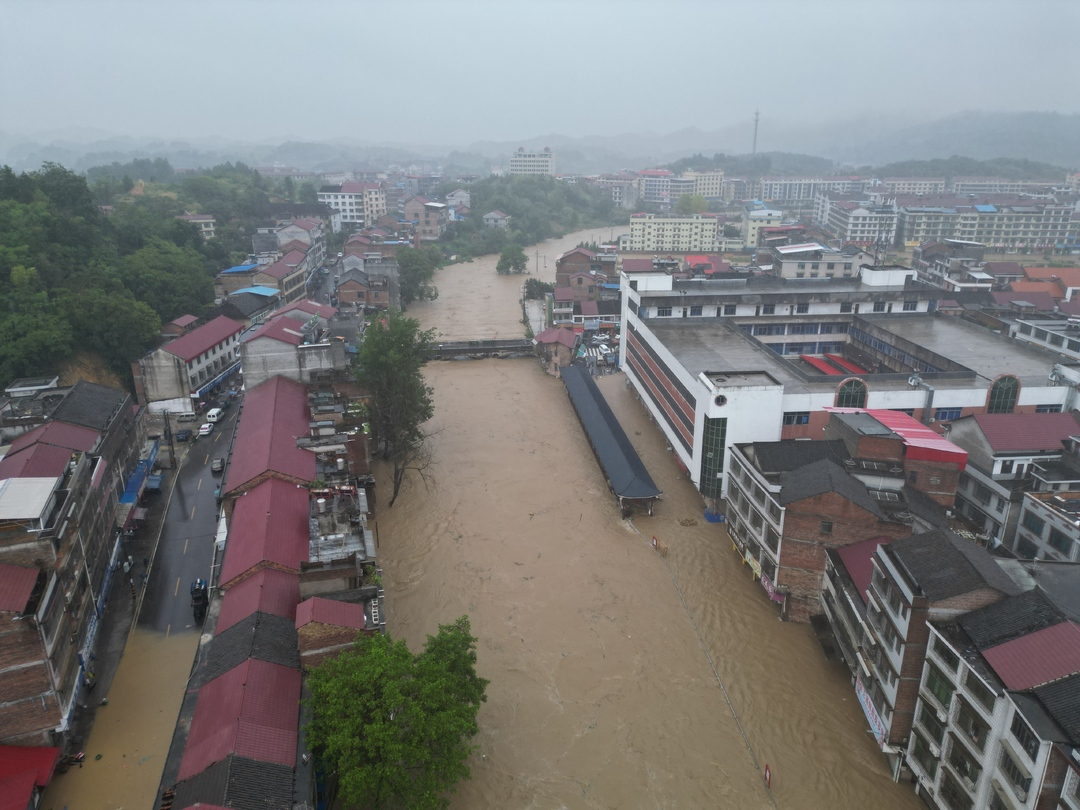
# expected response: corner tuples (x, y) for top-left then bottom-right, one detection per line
(949, 177), (1026, 195)
(879, 178), (947, 196)
(908, 588), (1080, 810)
(590, 173), (640, 209)
(814, 192), (899, 247)
(508, 147), (555, 176)
(626, 213), (721, 252)
(682, 169), (725, 199)
(760, 176), (867, 201)
(896, 196), (1078, 253)
(317, 182), (387, 228)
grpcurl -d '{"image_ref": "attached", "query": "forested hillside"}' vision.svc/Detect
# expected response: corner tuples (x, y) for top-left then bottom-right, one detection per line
(0, 162), (271, 385)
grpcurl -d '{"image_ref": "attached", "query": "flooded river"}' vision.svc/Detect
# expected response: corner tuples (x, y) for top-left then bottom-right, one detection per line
(378, 228), (924, 808)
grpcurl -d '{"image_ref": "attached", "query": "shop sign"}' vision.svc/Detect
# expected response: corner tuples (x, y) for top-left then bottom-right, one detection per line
(744, 550), (762, 577)
(855, 675), (887, 747)
(760, 573), (785, 603)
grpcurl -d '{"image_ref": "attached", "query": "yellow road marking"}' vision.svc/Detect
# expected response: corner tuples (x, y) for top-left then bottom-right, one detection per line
(166, 624), (171, 639)
(204, 453), (209, 465)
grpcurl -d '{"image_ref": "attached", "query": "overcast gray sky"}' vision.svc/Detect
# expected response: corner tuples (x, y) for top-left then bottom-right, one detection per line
(2, 0), (1078, 146)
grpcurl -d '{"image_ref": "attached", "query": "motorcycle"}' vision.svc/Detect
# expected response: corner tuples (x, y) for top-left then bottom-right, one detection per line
(190, 578), (209, 623)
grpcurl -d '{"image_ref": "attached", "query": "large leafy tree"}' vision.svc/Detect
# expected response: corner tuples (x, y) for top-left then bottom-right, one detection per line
(396, 246), (440, 309)
(355, 310), (435, 506)
(118, 237), (214, 321)
(306, 616), (488, 810)
(495, 243), (528, 275)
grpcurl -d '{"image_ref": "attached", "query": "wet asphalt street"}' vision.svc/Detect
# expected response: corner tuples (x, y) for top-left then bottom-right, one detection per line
(137, 406), (239, 634)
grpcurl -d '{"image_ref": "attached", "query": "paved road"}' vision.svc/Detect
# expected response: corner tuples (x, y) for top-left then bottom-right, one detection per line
(138, 406), (240, 634)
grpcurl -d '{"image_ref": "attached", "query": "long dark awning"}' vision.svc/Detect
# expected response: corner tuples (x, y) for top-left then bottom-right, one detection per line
(561, 365), (661, 501)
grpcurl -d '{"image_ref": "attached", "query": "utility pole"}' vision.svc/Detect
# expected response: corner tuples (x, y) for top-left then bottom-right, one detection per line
(752, 109), (760, 156)
(535, 250), (539, 274)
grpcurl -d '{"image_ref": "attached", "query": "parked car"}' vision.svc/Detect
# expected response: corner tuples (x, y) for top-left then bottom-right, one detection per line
(211, 458), (225, 473)
(198, 423), (214, 437)
(175, 429), (192, 442)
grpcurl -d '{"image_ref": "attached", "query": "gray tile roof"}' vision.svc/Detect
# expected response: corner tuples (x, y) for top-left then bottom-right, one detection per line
(50, 380), (129, 432)
(889, 529), (1021, 602)
(777, 458), (881, 516)
(959, 589), (1066, 649)
(171, 755), (294, 810)
(194, 612), (300, 687)
(748, 440), (851, 474)
(1033, 673), (1080, 745)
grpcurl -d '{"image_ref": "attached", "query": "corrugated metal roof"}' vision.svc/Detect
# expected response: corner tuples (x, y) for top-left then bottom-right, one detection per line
(220, 480), (310, 584)
(170, 315), (199, 327)
(0, 443), (74, 479)
(983, 621), (1080, 690)
(831, 408), (968, 469)
(223, 376), (315, 495)
(162, 316), (243, 363)
(177, 659), (301, 780)
(0, 478), (59, 521)
(295, 596), (365, 630)
(7, 421), (99, 455)
(0, 564), (39, 612)
(0, 744), (60, 788)
(972, 412), (1080, 453)
(216, 569), (300, 634)
(248, 317), (305, 347)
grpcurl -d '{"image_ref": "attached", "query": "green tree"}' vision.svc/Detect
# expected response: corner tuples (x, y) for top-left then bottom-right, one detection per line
(495, 244), (528, 275)
(118, 237), (214, 321)
(523, 278), (554, 300)
(306, 616), (488, 810)
(674, 193), (708, 215)
(396, 246), (440, 308)
(355, 310), (435, 506)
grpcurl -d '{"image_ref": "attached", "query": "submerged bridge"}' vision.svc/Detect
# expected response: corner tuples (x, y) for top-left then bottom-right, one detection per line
(428, 338), (534, 360)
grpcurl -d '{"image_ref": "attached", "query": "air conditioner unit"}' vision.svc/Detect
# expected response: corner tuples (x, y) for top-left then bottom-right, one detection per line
(928, 742), (941, 757)
(936, 707), (948, 723)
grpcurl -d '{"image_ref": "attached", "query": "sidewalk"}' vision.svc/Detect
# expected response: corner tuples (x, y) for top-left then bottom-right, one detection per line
(64, 446), (185, 752)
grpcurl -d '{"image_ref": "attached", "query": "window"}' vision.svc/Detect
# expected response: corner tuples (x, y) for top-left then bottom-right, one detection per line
(936, 407), (962, 421)
(987, 375), (1020, 414)
(911, 732), (939, 778)
(657, 306), (673, 317)
(796, 302), (809, 314)
(965, 672), (995, 711)
(1035, 403), (1062, 413)
(844, 262), (853, 270)
(836, 378), (868, 408)
(919, 704), (946, 744)
(762, 304), (775, 315)
(903, 301), (918, 311)
(939, 774), (972, 810)
(1016, 537), (1038, 558)
(1049, 527), (1074, 556)
(690, 305), (702, 316)
(840, 302), (853, 313)
(926, 664), (954, 708)
(999, 749), (1032, 798)
(1021, 511), (1046, 536)
(723, 304), (736, 315)
(783, 411), (810, 425)
(933, 637), (959, 671)
(1010, 713), (1040, 761)
(873, 301), (887, 313)
(820, 520), (833, 534)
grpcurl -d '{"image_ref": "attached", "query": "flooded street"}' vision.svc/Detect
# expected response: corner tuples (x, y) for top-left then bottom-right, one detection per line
(42, 629), (199, 810)
(378, 228), (924, 808)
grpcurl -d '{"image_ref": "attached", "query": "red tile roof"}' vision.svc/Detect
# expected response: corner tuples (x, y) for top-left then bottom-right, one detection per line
(296, 597), (365, 630)
(983, 621), (1080, 690)
(216, 569), (300, 633)
(290, 218), (321, 231)
(580, 300), (599, 317)
(223, 376), (315, 495)
(248, 316), (304, 346)
(0, 744), (60, 785)
(990, 291), (1058, 311)
(169, 314), (199, 327)
(1059, 300), (1080, 318)
(7, 421), (99, 456)
(981, 262), (1024, 277)
(162, 316), (243, 363)
(835, 408), (968, 469)
(533, 328), (577, 349)
(281, 250), (307, 267)
(0, 443), (73, 479)
(220, 480), (311, 584)
(257, 260), (296, 280)
(972, 412), (1080, 453)
(621, 258), (660, 273)
(278, 239), (309, 254)
(1023, 266), (1080, 289)
(553, 286), (574, 302)
(177, 658), (301, 780)
(1008, 280), (1065, 299)
(0, 564), (39, 612)
(557, 247), (596, 261)
(835, 538), (893, 606)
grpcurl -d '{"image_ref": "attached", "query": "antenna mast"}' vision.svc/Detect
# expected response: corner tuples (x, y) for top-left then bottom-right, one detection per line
(752, 109), (760, 156)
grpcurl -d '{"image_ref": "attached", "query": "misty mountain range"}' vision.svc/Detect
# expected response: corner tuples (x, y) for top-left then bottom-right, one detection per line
(2, 111), (1078, 176)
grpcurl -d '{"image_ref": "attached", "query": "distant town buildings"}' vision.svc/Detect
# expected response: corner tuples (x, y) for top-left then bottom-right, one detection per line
(626, 212), (721, 252)
(318, 182), (387, 228)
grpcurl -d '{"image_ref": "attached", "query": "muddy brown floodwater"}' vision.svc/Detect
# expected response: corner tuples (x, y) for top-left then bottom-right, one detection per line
(377, 228), (924, 808)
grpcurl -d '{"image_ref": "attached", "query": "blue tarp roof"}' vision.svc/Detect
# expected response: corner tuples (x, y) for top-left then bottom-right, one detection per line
(561, 365), (661, 501)
(231, 286), (280, 297)
(221, 263), (259, 274)
(974, 205), (997, 213)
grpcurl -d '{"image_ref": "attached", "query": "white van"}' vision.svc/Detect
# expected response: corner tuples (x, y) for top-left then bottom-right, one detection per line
(176, 411), (198, 423)
(206, 408), (224, 423)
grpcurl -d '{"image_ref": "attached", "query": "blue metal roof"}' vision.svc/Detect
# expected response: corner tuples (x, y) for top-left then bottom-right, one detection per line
(221, 263), (260, 274)
(231, 286), (280, 297)
(974, 205), (997, 213)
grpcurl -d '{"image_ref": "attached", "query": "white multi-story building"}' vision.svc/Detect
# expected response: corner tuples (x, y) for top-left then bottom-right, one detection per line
(509, 147), (555, 176)
(814, 192), (899, 247)
(682, 169), (725, 199)
(626, 213), (721, 252)
(896, 197), (1078, 253)
(949, 177), (1027, 195)
(1012, 491), (1080, 561)
(742, 204), (784, 248)
(760, 176), (867, 201)
(908, 591), (1080, 810)
(877, 177), (947, 196)
(317, 182), (387, 228)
